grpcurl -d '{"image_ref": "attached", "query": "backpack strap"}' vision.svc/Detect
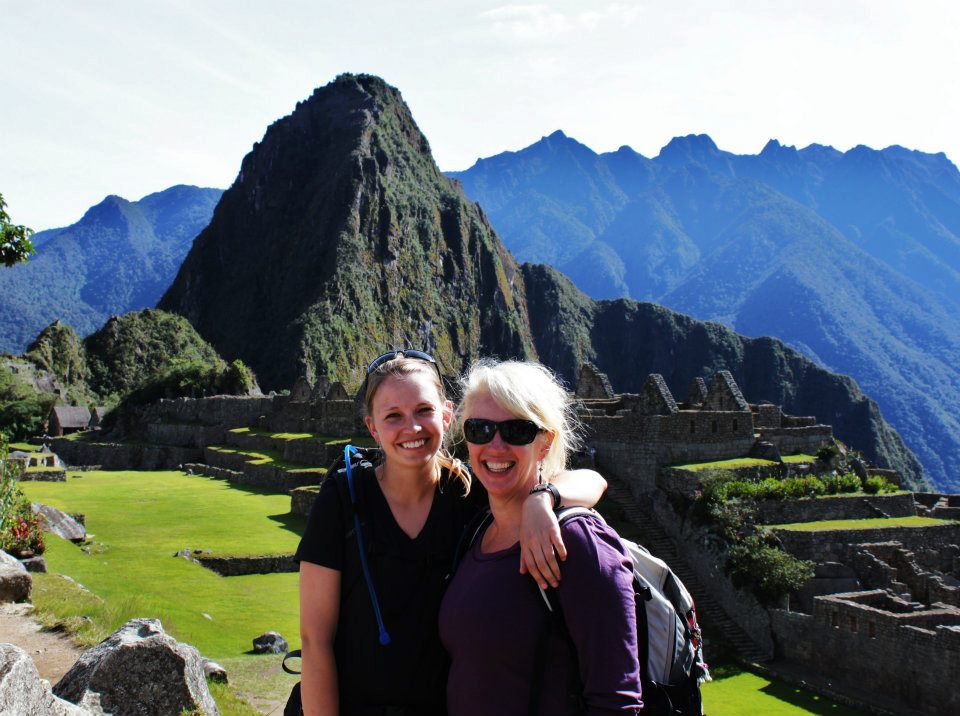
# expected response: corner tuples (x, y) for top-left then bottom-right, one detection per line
(337, 444), (391, 647)
(281, 649), (302, 675)
(446, 507), (493, 581)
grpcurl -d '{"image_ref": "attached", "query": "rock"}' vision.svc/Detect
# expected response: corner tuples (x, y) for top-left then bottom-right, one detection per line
(21, 556), (48, 573)
(32, 504), (86, 542)
(203, 658), (228, 683)
(0, 564), (32, 602)
(53, 618), (219, 715)
(0, 550), (28, 573)
(252, 631), (288, 654)
(0, 643), (89, 715)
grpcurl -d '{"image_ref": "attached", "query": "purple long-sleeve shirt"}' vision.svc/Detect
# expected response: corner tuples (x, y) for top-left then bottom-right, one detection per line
(439, 513), (643, 715)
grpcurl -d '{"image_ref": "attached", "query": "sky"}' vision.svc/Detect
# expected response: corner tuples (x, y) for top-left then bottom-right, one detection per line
(2, 0), (958, 231)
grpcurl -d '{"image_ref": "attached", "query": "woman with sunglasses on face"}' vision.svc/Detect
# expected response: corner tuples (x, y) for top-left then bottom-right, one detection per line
(295, 351), (607, 716)
(439, 359), (642, 716)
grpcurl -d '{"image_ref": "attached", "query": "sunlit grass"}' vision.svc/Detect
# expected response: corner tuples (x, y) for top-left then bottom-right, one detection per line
(703, 665), (868, 715)
(20, 470), (303, 659)
(771, 516), (949, 531)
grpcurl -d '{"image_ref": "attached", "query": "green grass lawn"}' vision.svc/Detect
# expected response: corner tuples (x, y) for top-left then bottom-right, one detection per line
(672, 454), (817, 471)
(703, 666), (867, 715)
(21, 471), (304, 659)
(772, 516), (950, 531)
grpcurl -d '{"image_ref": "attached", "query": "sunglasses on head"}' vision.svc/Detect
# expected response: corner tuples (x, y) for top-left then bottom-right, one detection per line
(366, 350), (440, 378)
(463, 418), (543, 446)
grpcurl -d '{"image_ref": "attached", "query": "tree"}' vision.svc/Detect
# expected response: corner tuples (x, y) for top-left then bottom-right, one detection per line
(0, 193), (35, 267)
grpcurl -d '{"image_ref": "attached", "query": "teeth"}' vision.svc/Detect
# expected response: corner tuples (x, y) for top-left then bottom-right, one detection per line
(400, 439), (426, 449)
(484, 461), (513, 472)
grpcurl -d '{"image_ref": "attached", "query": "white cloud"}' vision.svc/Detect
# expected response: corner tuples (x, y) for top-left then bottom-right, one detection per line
(480, 3), (639, 42)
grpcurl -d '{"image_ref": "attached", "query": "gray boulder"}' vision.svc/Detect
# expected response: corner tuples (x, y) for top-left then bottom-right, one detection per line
(53, 618), (219, 715)
(21, 555), (48, 573)
(0, 564), (32, 602)
(0, 643), (89, 715)
(252, 630), (288, 654)
(0, 549), (27, 572)
(32, 503), (86, 542)
(202, 658), (228, 683)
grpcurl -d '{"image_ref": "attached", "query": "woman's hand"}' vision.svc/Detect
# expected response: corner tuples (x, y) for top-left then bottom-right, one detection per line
(519, 490), (567, 589)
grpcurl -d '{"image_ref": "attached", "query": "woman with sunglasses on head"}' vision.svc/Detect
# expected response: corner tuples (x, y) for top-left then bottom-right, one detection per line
(439, 359), (642, 716)
(295, 350), (607, 716)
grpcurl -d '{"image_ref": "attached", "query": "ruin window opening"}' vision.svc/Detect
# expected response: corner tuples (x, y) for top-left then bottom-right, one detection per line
(711, 420), (718, 434)
(850, 615), (858, 633)
(690, 421), (696, 434)
(733, 419), (738, 432)
(831, 612), (839, 628)
(869, 622), (877, 638)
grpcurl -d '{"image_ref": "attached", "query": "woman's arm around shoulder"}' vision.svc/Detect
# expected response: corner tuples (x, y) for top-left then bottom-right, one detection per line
(300, 561), (341, 716)
(556, 516), (643, 715)
(519, 469), (607, 588)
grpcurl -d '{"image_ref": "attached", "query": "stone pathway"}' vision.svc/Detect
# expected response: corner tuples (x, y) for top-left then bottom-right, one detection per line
(0, 602), (83, 684)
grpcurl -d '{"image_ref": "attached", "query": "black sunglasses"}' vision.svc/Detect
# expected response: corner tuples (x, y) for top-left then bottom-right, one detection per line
(463, 418), (542, 446)
(366, 350), (440, 378)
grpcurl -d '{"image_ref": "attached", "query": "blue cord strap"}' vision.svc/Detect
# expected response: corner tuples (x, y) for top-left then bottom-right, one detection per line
(344, 444), (391, 646)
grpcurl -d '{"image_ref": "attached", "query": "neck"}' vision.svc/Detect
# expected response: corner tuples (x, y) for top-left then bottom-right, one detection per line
(486, 485), (534, 545)
(377, 460), (439, 505)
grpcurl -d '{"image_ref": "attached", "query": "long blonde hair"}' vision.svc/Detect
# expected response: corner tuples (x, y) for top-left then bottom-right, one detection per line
(364, 355), (471, 492)
(452, 359), (582, 479)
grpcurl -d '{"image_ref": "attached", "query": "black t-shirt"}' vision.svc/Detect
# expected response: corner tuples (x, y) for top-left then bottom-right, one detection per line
(295, 460), (486, 716)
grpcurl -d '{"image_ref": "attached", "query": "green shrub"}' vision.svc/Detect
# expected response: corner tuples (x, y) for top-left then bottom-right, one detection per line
(822, 472), (861, 495)
(0, 437), (45, 555)
(782, 476), (826, 499)
(727, 535), (814, 605)
(863, 475), (898, 495)
(755, 478), (785, 500)
(816, 441), (841, 464)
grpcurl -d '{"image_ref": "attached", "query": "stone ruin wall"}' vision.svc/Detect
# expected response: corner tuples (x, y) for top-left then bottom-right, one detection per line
(770, 592), (960, 716)
(773, 522), (960, 564)
(750, 492), (917, 525)
(757, 425), (833, 455)
(647, 490), (776, 658)
(582, 410), (757, 495)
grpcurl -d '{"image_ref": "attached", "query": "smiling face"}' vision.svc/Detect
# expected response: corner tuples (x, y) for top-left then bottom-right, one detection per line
(464, 391), (552, 503)
(364, 371), (452, 475)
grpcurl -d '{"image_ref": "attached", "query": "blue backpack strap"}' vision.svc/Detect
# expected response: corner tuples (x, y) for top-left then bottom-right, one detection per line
(343, 444), (391, 646)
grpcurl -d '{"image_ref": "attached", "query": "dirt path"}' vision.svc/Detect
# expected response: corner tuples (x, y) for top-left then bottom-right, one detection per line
(0, 602), (84, 684)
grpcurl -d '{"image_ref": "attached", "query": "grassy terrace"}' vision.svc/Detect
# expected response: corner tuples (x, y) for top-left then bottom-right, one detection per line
(206, 445), (327, 474)
(772, 516), (951, 531)
(673, 454), (816, 471)
(228, 426), (377, 449)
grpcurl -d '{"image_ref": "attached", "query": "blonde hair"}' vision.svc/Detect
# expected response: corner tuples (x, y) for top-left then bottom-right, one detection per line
(364, 355), (471, 492)
(452, 359), (581, 479)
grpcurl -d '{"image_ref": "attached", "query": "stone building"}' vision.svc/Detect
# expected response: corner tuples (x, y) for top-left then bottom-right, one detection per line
(48, 406), (92, 436)
(576, 369), (831, 495)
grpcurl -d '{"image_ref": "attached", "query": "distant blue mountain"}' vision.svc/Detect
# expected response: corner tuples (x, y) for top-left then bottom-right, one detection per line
(450, 133), (960, 492)
(0, 185), (223, 353)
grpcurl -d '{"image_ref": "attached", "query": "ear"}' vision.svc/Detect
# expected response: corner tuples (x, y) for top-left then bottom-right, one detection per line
(538, 431), (555, 461)
(364, 415), (379, 444)
(441, 400), (454, 431)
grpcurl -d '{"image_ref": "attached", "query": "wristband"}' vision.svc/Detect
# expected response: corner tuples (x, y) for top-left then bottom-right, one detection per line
(529, 482), (561, 510)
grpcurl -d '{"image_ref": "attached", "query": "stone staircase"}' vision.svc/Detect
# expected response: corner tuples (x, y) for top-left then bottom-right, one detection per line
(602, 475), (771, 664)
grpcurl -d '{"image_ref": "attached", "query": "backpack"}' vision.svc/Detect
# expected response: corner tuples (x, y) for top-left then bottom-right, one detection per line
(465, 506), (707, 715)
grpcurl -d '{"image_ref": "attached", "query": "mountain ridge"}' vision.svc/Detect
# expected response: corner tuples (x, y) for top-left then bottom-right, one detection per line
(0, 185), (222, 353)
(450, 131), (958, 491)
